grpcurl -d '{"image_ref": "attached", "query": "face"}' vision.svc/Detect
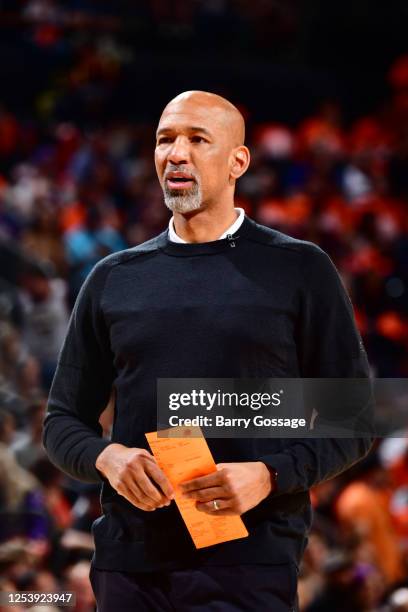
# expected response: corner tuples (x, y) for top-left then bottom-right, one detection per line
(155, 99), (239, 213)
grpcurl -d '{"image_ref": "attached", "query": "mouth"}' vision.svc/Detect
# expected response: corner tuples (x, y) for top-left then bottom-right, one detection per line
(165, 172), (196, 190)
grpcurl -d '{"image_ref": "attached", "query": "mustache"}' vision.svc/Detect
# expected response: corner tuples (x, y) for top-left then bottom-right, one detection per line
(164, 165), (199, 182)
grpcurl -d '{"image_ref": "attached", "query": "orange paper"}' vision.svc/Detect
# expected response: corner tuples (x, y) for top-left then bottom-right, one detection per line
(145, 426), (248, 549)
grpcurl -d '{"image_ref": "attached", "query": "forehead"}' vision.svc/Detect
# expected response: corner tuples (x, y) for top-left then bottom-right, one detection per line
(157, 101), (226, 134)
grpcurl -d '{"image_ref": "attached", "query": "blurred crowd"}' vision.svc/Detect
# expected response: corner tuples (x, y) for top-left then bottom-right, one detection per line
(0, 3), (408, 611)
(0, 0), (302, 54)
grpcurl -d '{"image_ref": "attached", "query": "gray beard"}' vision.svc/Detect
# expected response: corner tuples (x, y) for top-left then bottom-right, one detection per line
(163, 181), (202, 213)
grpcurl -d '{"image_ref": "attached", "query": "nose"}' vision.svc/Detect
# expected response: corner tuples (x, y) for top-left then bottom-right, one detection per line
(167, 136), (190, 165)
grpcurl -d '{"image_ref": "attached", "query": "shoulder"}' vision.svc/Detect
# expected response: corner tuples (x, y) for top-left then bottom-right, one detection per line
(78, 231), (166, 298)
(90, 231), (166, 275)
(245, 217), (327, 260)
(244, 218), (340, 286)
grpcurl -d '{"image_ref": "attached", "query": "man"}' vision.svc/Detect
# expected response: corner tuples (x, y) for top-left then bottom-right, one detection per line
(43, 91), (373, 611)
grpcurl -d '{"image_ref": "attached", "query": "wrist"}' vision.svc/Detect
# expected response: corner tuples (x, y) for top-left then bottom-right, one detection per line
(95, 443), (125, 477)
(263, 463), (278, 494)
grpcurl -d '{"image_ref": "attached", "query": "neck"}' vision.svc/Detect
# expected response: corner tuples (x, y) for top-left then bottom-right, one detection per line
(172, 205), (238, 243)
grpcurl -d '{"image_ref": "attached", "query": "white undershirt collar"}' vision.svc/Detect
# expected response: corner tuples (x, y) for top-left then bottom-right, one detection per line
(168, 208), (245, 243)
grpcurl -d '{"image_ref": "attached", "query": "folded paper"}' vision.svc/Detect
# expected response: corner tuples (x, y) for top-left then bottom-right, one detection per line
(146, 426), (248, 549)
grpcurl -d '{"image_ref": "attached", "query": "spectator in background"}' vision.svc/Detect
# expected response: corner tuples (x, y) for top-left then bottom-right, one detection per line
(63, 205), (126, 302)
(335, 454), (404, 587)
(305, 552), (385, 612)
(30, 459), (72, 534)
(63, 560), (95, 612)
(14, 566), (59, 597)
(12, 399), (48, 470)
(0, 408), (16, 446)
(19, 262), (69, 389)
(0, 444), (49, 545)
(20, 200), (67, 278)
(0, 321), (42, 412)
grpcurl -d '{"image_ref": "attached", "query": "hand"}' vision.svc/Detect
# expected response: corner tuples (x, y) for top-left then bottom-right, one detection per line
(179, 461), (274, 516)
(95, 443), (174, 511)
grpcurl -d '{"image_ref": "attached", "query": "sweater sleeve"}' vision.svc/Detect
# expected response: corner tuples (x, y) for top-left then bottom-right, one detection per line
(43, 259), (115, 483)
(259, 245), (374, 495)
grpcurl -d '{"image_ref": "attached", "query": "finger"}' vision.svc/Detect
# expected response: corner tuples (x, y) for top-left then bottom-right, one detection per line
(135, 471), (170, 505)
(145, 462), (175, 499)
(182, 486), (226, 502)
(126, 475), (170, 509)
(137, 449), (156, 461)
(195, 498), (231, 513)
(180, 471), (221, 492)
(196, 507), (238, 516)
(118, 482), (156, 511)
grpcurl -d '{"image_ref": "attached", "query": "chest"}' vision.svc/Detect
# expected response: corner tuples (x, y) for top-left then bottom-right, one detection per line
(103, 256), (299, 362)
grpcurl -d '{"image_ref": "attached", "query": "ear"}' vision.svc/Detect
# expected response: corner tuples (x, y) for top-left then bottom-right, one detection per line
(230, 146), (250, 181)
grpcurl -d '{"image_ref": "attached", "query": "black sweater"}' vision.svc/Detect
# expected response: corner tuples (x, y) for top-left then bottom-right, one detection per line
(43, 216), (373, 572)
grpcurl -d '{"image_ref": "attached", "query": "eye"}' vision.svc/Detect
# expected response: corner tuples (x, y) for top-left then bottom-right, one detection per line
(157, 136), (172, 145)
(191, 135), (207, 143)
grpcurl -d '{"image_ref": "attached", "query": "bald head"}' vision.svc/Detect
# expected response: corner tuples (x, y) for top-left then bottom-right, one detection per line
(160, 90), (245, 147)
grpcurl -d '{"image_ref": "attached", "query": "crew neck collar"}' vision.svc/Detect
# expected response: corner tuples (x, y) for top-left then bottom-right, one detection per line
(168, 207), (245, 243)
(157, 214), (254, 257)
